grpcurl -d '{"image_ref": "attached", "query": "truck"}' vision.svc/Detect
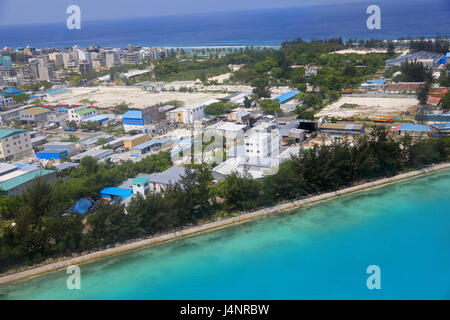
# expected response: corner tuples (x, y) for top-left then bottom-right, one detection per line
(373, 116), (393, 123)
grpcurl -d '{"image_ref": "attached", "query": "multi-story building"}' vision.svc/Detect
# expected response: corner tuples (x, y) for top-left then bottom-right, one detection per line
(68, 106), (98, 124)
(0, 95), (15, 110)
(37, 58), (55, 82)
(19, 107), (51, 124)
(244, 122), (281, 159)
(0, 128), (33, 162)
(168, 100), (215, 124)
(79, 61), (93, 74)
(123, 52), (140, 65)
(0, 56), (12, 69)
(122, 107), (154, 132)
(48, 52), (64, 69)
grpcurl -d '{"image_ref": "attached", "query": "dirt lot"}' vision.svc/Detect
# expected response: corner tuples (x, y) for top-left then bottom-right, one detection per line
(48, 86), (228, 108)
(316, 96), (419, 118)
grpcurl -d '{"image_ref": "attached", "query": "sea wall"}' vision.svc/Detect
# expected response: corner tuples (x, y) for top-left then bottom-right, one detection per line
(1, 162), (449, 286)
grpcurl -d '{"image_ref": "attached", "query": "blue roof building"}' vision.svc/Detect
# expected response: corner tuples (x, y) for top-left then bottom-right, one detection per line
(100, 187), (133, 200)
(272, 90), (300, 104)
(36, 150), (69, 160)
(1, 88), (23, 96)
(123, 110), (144, 126)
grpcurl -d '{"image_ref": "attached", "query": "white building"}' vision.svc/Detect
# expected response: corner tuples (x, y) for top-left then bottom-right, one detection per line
(0, 95), (15, 109)
(244, 122), (281, 159)
(0, 128), (33, 162)
(68, 106), (98, 124)
(168, 100), (217, 124)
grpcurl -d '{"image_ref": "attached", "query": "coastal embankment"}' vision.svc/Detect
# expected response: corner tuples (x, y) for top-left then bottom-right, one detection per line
(1, 162), (449, 286)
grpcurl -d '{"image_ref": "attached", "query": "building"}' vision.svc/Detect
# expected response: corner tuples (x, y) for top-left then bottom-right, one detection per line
(272, 90), (300, 104)
(385, 51), (444, 69)
(123, 133), (150, 150)
(0, 56), (12, 69)
(226, 110), (251, 125)
(0, 167), (56, 196)
(430, 123), (450, 135)
(319, 123), (365, 134)
(0, 128), (33, 161)
(133, 137), (171, 155)
(70, 148), (114, 162)
(168, 100), (215, 124)
(122, 109), (152, 132)
(68, 106), (98, 124)
(19, 107), (51, 124)
(360, 80), (385, 90)
(383, 82), (424, 94)
(206, 121), (246, 156)
(244, 122), (282, 159)
(392, 123), (431, 136)
(42, 141), (79, 156)
(0, 95), (15, 110)
(79, 61), (93, 74)
(36, 149), (68, 161)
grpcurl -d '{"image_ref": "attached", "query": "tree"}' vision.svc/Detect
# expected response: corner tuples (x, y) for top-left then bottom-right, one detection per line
(387, 41), (396, 57)
(417, 82), (431, 106)
(259, 99), (281, 114)
(243, 96), (252, 108)
(441, 92), (450, 111)
(251, 78), (271, 99)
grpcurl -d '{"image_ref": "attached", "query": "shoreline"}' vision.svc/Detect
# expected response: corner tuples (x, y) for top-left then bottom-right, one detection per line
(1, 162), (449, 286)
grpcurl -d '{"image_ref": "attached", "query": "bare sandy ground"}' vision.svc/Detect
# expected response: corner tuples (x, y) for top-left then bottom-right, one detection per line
(48, 86), (228, 108)
(316, 96), (419, 118)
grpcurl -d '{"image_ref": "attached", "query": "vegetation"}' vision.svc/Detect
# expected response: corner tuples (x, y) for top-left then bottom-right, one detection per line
(258, 99), (282, 114)
(441, 92), (450, 111)
(0, 128), (449, 271)
(393, 61), (432, 83)
(204, 101), (237, 116)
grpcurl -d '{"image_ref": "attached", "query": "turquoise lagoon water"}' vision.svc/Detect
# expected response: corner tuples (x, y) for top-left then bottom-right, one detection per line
(1, 170), (449, 300)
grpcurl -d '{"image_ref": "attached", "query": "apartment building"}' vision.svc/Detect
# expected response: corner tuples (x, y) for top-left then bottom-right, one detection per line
(68, 106), (98, 124)
(0, 128), (33, 162)
(0, 95), (15, 110)
(245, 122), (282, 158)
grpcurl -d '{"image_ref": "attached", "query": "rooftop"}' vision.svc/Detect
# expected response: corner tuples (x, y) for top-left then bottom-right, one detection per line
(133, 177), (149, 184)
(123, 110), (143, 119)
(21, 107), (50, 115)
(0, 169), (55, 192)
(0, 128), (27, 139)
(75, 107), (96, 115)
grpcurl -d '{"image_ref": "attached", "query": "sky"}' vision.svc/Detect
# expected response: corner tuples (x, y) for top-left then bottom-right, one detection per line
(0, 0), (376, 26)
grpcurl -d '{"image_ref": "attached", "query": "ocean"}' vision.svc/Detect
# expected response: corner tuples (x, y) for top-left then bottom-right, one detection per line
(0, 0), (449, 49)
(1, 169), (449, 300)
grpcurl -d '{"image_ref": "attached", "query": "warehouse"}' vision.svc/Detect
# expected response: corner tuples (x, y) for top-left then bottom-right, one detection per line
(19, 107), (51, 124)
(100, 187), (133, 201)
(42, 141), (79, 156)
(36, 149), (68, 160)
(320, 123), (365, 134)
(123, 133), (150, 150)
(272, 90), (300, 104)
(70, 148), (113, 162)
(392, 123), (431, 136)
(133, 137), (171, 155)
(0, 168), (56, 196)
(385, 51), (444, 69)
(430, 123), (450, 135)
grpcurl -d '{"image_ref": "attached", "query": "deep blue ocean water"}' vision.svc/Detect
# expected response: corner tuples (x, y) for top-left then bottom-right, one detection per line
(0, 0), (449, 48)
(1, 169), (449, 300)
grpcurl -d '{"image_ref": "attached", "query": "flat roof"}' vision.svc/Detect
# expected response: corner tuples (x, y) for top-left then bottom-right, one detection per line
(321, 123), (364, 131)
(207, 121), (247, 132)
(75, 107), (96, 115)
(81, 114), (110, 122)
(0, 163), (18, 176)
(133, 177), (149, 184)
(21, 107), (50, 115)
(123, 110), (142, 119)
(133, 138), (171, 150)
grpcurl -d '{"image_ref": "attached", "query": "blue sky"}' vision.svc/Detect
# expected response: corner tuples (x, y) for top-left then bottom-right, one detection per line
(0, 0), (375, 26)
